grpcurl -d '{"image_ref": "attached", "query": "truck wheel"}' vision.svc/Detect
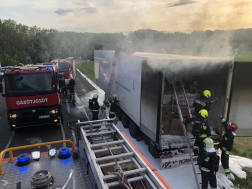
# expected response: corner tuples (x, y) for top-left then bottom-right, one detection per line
(121, 112), (129, 128)
(129, 120), (138, 138)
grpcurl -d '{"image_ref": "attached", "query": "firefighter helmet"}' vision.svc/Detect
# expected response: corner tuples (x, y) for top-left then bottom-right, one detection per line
(229, 123), (238, 132)
(203, 137), (214, 148)
(199, 109), (208, 119)
(93, 94), (98, 99)
(203, 90), (211, 98)
(113, 94), (118, 99)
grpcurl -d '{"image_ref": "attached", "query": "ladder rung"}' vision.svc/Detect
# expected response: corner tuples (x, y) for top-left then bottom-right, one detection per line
(103, 168), (146, 180)
(182, 114), (189, 117)
(99, 159), (132, 168)
(90, 140), (124, 148)
(96, 152), (134, 162)
(187, 129), (192, 132)
(107, 176), (144, 187)
(178, 100), (186, 102)
(175, 86), (182, 88)
(82, 123), (111, 129)
(93, 146), (123, 153)
(176, 93), (184, 95)
(180, 107), (188, 109)
(86, 130), (116, 137)
(197, 173), (201, 175)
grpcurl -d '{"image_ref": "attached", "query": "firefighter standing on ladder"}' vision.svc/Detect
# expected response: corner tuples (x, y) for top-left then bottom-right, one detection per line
(106, 94), (119, 118)
(218, 113), (238, 179)
(184, 109), (211, 156)
(193, 90), (211, 117)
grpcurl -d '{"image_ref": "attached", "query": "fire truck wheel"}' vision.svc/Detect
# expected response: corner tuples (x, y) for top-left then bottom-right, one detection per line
(129, 119), (138, 138)
(121, 112), (129, 128)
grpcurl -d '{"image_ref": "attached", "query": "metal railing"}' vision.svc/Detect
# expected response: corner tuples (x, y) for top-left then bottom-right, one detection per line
(0, 140), (75, 175)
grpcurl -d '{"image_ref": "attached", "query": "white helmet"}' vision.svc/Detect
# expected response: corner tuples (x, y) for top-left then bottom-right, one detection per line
(113, 94), (118, 99)
(93, 94), (98, 99)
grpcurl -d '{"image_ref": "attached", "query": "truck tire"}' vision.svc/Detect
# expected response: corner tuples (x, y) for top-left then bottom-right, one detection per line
(129, 119), (138, 138)
(121, 112), (129, 128)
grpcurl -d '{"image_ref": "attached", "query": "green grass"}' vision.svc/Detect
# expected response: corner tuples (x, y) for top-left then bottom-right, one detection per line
(76, 61), (95, 82)
(232, 168), (252, 189)
(231, 138), (252, 188)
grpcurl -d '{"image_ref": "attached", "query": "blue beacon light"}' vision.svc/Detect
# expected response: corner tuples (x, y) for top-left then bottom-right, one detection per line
(45, 67), (52, 70)
(58, 147), (71, 159)
(17, 153), (30, 166)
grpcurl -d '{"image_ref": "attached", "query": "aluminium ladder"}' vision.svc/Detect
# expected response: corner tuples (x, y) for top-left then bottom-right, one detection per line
(171, 78), (201, 189)
(76, 119), (166, 189)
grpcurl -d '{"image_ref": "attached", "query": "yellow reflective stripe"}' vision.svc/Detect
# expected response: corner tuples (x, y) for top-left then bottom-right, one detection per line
(222, 118), (226, 122)
(205, 157), (210, 162)
(224, 137), (228, 141)
(202, 126), (207, 130)
(222, 147), (227, 151)
(225, 151), (230, 155)
(194, 146), (199, 150)
(224, 169), (230, 173)
(110, 111), (116, 114)
(201, 167), (210, 172)
(199, 134), (207, 138)
(92, 110), (99, 112)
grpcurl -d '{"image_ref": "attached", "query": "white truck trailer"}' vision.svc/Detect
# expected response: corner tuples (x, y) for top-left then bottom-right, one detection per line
(94, 50), (251, 166)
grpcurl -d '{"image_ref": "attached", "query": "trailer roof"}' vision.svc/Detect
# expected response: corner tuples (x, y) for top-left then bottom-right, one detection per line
(132, 52), (230, 61)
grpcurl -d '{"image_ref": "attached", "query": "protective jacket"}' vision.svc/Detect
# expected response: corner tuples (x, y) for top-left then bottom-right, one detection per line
(109, 99), (118, 115)
(220, 119), (235, 155)
(193, 95), (211, 115)
(92, 98), (100, 112)
(69, 79), (75, 90)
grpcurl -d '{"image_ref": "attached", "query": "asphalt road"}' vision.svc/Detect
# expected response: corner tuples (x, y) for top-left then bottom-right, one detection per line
(0, 61), (96, 157)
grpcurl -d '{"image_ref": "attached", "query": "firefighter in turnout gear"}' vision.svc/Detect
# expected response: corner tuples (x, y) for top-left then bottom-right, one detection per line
(91, 94), (102, 120)
(59, 75), (67, 97)
(219, 113), (238, 178)
(197, 138), (219, 189)
(106, 94), (119, 118)
(184, 109), (211, 156)
(193, 90), (211, 117)
(69, 76), (75, 106)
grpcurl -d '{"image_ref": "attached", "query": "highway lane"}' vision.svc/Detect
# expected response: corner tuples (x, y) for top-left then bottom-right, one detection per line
(0, 64), (97, 157)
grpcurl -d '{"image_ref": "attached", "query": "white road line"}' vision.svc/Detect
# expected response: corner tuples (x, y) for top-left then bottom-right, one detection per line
(3, 131), (14, 158)
(66, 101), (70, 113)
(60, 122), (66, 147)
(83, 107), (90, 121)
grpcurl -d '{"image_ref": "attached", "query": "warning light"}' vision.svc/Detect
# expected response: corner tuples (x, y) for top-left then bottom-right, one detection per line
(45, 67), (53, 70)
(31, 151), (41, 160)
(17, 153), (30, 166)
(48, 148), (57, 158)
(58, 147), (71, 159)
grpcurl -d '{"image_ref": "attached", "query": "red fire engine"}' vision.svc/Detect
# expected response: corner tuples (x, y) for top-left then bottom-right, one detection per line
(57, 57), (75, 85)
(0, 65), (62, 132)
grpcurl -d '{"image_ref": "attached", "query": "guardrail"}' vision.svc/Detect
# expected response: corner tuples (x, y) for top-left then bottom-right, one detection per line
(0, 140), (75, 175)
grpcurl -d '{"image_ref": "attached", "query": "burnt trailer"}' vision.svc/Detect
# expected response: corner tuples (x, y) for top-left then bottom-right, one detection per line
(94, 50), (250, 167)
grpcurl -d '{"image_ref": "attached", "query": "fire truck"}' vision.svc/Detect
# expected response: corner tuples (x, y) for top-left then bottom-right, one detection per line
(57, 57), (76, 85)
(0, 65), (62, 132)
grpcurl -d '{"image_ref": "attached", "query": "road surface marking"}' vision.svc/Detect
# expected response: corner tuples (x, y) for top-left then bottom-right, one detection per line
(0, 180), (8, 187)
(3, 131), (14, 158)
(83, 108), (90, 121)
(60, 122), (66, 147)
(66, 101), (70, 113)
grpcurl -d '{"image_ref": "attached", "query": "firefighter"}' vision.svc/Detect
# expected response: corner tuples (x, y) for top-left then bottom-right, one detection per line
(219, 113), (238, 178)
(106, 94), (119, 118)
(193, 90), (211, 117)
(59, 76), (67, 97)
(92, 94), (102, 120)
(197, 137), (219, 189)
(69, 76), (75, 106)
(184, 109), (211, 156)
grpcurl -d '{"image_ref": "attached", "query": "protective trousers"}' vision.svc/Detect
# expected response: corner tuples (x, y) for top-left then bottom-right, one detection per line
(221, 151), (230, 174)
(194, 137), (205, 156)
(92, 112), (99, 120)
(62, 87), (67, 96)
(201, 170), (217, 189)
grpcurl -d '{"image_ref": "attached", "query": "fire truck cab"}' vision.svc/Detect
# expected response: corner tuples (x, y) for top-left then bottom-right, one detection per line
(57, 57), (75, 85)
(0, 65), (62, 132)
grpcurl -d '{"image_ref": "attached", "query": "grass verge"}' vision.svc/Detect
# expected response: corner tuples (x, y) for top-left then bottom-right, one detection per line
(233, 168), (252, 189)
(76, 61), (95, 82)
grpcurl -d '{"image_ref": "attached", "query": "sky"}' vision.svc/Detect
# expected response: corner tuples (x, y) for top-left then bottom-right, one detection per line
(0, 0), (252, 33)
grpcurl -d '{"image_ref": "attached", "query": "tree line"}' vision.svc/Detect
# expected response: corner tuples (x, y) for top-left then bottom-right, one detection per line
(0, 18), (251, 66)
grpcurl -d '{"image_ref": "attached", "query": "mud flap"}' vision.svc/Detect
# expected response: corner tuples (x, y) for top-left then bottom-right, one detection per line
(148, 140), (158, 158)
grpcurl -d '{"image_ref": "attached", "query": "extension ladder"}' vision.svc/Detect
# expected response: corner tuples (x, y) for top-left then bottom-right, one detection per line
(76, 119), (167, 189)
(171, 78), (201, 189)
